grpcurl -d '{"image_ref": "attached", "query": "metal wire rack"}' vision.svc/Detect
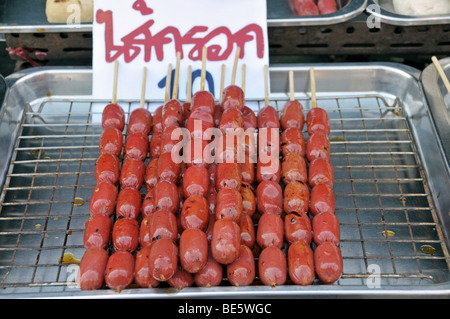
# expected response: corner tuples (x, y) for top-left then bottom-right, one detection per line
(0, 93), (449, 296)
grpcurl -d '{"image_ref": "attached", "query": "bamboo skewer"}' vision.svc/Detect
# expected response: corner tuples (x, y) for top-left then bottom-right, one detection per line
(310, 67), (317, 109)
(186, 65), (192, 103)
(200, 46), (208, 91)
(431, 56), (450, 95)
(172, 51), (181, 100)
(231, 47), (241, 86)
(264, 64), (269, 106)
(165, 63), (172, 103)
(112, 60), (119, 104)
(219, 64), (226, 103)
(140, 67), (147, 109)
(242, 64), (247, 95)
(289, 70), (295, 102)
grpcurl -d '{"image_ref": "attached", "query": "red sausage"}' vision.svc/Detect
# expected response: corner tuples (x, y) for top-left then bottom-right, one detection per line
(89, 182), (118, 217)
(291, 0), (320, 16)
(258, 246), (287, 286)
(191, 90), (215, 115)
(116, 188), (141, 219)
(152, 105), (163, 133)
(308, 158), (334, 188)
(186, 109), (214, 140)
(194, 248), (223, 287)
(160, 126), (183, 155)
(134, 246), (160, 288)
(185, 138), (210, 168)
(211, 219), (241, 265)
(214, 103), (222, 127)
(288, 240), (315, 286)
(242, 106), (257, 130)
(112, 217), (139, 252)
(157, 152), (181, 184)
(141, 187), (156, 217)
(144, 158), (159, 191)
(219, 108), (244, 134)
(256, 180), (283, 215)
(105, 250), (135, 291)
(240, 184), (256, 217)
(95, 153), (120, 185)
(283, 180), (310, 214)
(221, 85), (245, 112)
(102, 103), (125, 131)
(306, 132), (330, 162)
(240, 155), (255, 184)
(307, 107), (330, 136)
(124, 132), (149, 161)
(318, 0), (338, 14)
(182, 165), (209, 198)
(180, 195), (209, 231)
(280, 100), (305, 130)
(120, 159), (145, 190)
(99, 127), (123, 157)
(216, 162), (241, 191)
(256, 212), (284, 249)
(154, 180), (180, 214)
(312, 212), (340, 246)
(257, 105), (280, 129)
(127, 108), (153, 135)
(239, 214), (255, 249)
(148, 238), (179, 281)
(139, 210), (178, 247)
(168, 265), (194, 290)
(205, 211), (216, 243)
(284, 211), (312, 245)
(83, 214), (112, 249)
(207, 184), (217, 215)
(314, 242), (343, 284)
(179, 228), (208, 273)
(227, 245), (255, 287)
(281, 127), (306, 158)
(258, 127), (280, 157)
(215, 188), (243, 223)
(281, 152), (307, 185)
(78, 247), (108, 290)
(256, 156), (281, 184)
(310, 183), (335, 216)
(162, 99), (183, 129)
(149, 131), (162, 158)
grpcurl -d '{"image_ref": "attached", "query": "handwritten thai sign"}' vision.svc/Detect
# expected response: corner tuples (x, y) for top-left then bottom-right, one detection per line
(92, 0), (269, 101)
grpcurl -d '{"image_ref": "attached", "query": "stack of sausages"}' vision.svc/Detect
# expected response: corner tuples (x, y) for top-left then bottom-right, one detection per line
(289, 0), (338, 16)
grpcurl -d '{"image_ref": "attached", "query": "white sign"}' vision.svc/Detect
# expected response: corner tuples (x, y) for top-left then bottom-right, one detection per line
(92, 0), (269, 102)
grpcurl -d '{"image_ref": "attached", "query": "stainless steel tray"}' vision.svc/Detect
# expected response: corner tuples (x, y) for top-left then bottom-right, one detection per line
(0, 64), (449, 298)
(421, 57), (450, 171)
(367, 0), (450, 26)
(0, 0), (368, 33)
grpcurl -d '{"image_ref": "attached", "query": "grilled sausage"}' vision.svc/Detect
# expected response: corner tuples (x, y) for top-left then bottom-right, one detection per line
(112, 217), (139, 252)
(258, 246), (287, 286)
(154, 180), (180, 214)
(152, 105), (163, 133)
(78, 247), (109, 290)
(160, 126), (183, 155)
(168, 265), (194, 290)
(211, 219), (241, 265)
(182, 165), (209, 198)
(242, 106), (257, 130)
(141, 187), (156, 217)
(99, 127), (123, 157)
(95, 153), (120, 185)
(102, 103), (125, 131)
(281, 127), (306, 158)
(179, 228), (208, 273)
(256, 156), (281, 184)
(149, 130), (162, 158)
(317, 0), (337, 14)
(83, 214), (112, 249)
(221, 85), (245, 112)
(227, 245), (255, 287)
(89, 182), (118, 217)
(194, 248), (223, 287)
(216, 162), (242, 191)
(219, 108), (244, 135)
(240, 183), (256, 217)
(144, 158), (159, 191)
(310, 183), (335, 216)
(256, 180), (283, 215)
(257, 105), (280, 129)
(314, 241), (343, 284)
(191, 90), (216, 115)
(124, 132), (149, 161)
(127, 108), (153, 135)
(140, 210), (178, 246)
(240, 155), (255, 185)
(162, 99), (183, 129)
(105, 250), (135, 291)
(215, 188), (243, 223)
(312, 212), (340, 246)
(180, 195), (209, 231)
(308, 158), (334, 188)
(283, 180), (310, 214)
(120, 159), (145, 190)
(186, 109), (214, 140)
(116, 188), (141, 219)
(288, 240), (315, 285)
(239, 214), (255, 249)
(306, 132), (330, 162)
(256, 212), (284, 249)
(134, 245), (160, 288)
(307, 107), (330, 136)
(281, 152), (307, 185)
(284, 211), (312, 245)
(157, 151), (181, 184)
(280, 100), (305, 130)
(148, 238), (179, 281)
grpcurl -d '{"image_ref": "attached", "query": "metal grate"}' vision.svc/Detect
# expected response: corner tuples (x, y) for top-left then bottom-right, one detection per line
(0, 94), (449, 295)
